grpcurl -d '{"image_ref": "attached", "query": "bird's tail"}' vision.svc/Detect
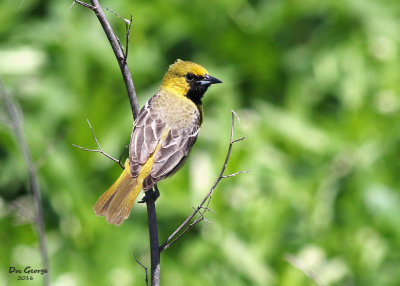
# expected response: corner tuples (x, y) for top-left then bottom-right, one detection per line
(94, 159), (142, 226)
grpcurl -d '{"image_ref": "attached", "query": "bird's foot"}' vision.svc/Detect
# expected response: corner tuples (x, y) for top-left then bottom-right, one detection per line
(138, 187), (160, 203)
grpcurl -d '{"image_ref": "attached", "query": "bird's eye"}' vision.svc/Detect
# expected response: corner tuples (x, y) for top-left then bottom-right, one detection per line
(185, 73), (195, 82)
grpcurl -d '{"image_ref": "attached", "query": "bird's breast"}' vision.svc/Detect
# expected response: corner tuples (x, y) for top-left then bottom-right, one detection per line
(153, 91), (202, 130)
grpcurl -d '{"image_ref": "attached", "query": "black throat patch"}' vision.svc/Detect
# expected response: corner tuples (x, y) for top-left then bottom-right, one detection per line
(186, 83), (209, 105)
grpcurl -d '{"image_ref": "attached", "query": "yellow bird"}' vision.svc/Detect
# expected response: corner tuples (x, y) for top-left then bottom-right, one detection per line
(94, 60), (222, 225)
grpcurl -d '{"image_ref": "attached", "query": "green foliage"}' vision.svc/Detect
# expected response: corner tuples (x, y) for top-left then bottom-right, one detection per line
(1, 0), (400, 285)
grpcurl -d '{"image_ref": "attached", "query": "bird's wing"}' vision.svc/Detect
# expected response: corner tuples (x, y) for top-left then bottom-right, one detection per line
(141, 123), (200, 190)
(129, 97), (166, 178)
(129, 94), (202, 190)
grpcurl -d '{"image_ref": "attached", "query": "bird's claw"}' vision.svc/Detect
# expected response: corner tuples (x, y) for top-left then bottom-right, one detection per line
(138, 188), (160, 203)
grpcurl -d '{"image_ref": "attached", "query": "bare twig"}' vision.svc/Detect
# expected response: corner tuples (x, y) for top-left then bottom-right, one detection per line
(69, 0), (95, 10)
(124, 15), (133, 64)
(0, 79), (50, 286)
(231, 109), (240, 123)
(232, 136), (246, 143)
(105, 7), (131, 24)
(72, 119), (125, 169)
(104, 7), (130, 61)
(71, 0), (139, 119)
(159, 110), (247, 252)
(198, 206), (214, 214)
(134, 253), (149, 286)
(221, 170), (249, 178)
(104, 8), (133, 64)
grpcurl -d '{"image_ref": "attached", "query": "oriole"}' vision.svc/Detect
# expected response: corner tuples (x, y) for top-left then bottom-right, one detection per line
(94, 60), (222, 225)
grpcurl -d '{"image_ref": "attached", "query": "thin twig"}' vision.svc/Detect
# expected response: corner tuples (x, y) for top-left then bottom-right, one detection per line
(90, 0), (139, 118)
(232, 136), (246, 143)
(134, 253), (149, 286)
(198, 206), (214, 214)
(231, 109), (240, 123)
(0, 79), (50, 286)
(124, 15), (133, 64)
(71, 0), (139, 119)
(105, 6), (131, 24)
(104, 8), (133, 64)
(221, 170), (250, 178)
(70, 0), (95, 10)
(159, 110), (246, 252)
(72, 119), (124, 169)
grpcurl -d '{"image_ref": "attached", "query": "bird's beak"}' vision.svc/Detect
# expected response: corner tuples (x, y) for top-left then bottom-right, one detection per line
(199, 74), (223, 86)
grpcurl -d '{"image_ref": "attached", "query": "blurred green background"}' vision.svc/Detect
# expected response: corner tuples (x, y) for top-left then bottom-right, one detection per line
(1, 0), (400, 285)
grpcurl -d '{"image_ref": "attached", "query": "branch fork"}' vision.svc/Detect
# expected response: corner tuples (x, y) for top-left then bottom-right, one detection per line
(70, 0), (139, 119)
(72, 119), (126, 169)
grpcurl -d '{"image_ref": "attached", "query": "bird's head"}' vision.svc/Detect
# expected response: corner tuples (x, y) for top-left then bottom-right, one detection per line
(160, 59), (222, 105)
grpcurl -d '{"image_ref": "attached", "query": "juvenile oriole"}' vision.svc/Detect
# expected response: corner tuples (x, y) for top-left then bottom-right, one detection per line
(94, 60), (222, 225)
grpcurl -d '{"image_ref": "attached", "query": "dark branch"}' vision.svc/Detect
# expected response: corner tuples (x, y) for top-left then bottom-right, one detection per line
(72, 119), (125, 169)
(0, 79), (50, 286)
(70, 2), (160, 285)
(146, 186), (161, 286)
(159, 110), (247, 252)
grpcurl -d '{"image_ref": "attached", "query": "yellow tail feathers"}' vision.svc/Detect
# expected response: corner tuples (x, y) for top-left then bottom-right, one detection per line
(94, 159), (142, 226)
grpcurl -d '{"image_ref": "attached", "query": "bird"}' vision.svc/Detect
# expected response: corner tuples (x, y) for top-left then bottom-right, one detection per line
(94, 59), (222, 225)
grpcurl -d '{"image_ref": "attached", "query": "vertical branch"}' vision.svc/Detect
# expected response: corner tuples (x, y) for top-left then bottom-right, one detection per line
(146, 196), (160, 286)
(71, 1), (159, 284)
(0, 80), (50, 286)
